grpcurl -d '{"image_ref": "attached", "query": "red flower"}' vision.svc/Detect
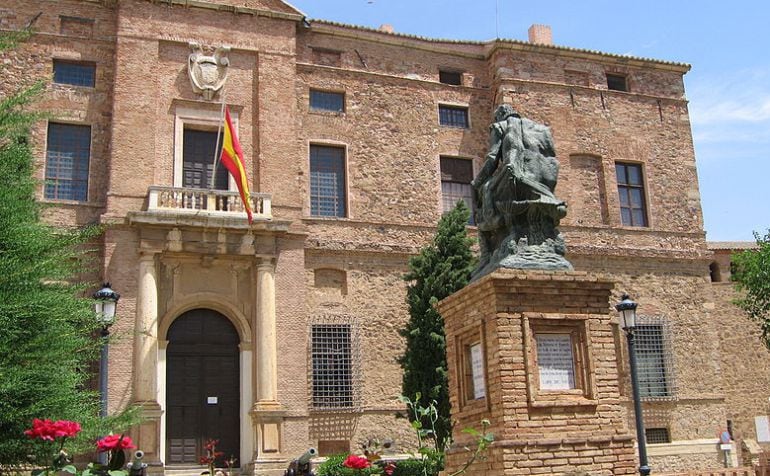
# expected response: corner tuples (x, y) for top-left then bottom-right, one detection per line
(343, 455), (371, 470)
(204, 439), (219, 451)
(384, 463), (396, 476)
(24, 419), (81, 441)
(97, 434), (136, 452)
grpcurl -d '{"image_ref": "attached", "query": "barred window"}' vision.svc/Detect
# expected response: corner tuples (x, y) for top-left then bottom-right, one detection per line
(607, 73), (629, 92)
(53, 60), (95, 87)
(311, 324), (353, 409)
(439, 105), (469, 128)
(616, 162), (648, 227)
(634, 318), (675, 399)
(439, 70), (462, 86)
(645, 428), (671, 444)
(310, 90), (345, 112)
(440, 157), (474, 224)
(44, 123), (91, 201)
(310, 145), (346, 217)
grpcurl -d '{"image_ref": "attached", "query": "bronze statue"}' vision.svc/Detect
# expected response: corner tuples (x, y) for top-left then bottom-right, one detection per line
(471, 104), (572, 279)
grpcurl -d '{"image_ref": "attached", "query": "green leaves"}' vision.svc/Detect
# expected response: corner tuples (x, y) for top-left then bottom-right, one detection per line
(733, 230), (770, 349)
(399, 202), (476, 451)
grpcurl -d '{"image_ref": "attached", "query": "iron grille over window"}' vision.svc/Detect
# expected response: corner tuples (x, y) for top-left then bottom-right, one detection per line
(616, 162), (648, 227)
(645, 428), (671, 444)
(53, 60), (95, 87)
(439, 70), (462, 86)
(607, 73), (628, 92)
(438, 105), (469, 128)
(310, 145), (346, 217)
(634, 317), (675, 400)
(310, 90), (344, 112)
(45, 123), (91, 201)
(440, 156), (474, 224)
(311, 323), (354, 409)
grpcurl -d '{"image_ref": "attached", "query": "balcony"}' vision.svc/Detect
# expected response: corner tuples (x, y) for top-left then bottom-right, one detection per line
(146, 186), (272, 221)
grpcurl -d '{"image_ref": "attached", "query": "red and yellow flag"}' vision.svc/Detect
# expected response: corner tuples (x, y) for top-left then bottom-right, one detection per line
(220, 106), (253, 223)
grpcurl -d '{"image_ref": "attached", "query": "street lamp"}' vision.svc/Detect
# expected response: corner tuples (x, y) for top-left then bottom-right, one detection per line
(616, 293), (650, 476)
(93, 283), (120, 419)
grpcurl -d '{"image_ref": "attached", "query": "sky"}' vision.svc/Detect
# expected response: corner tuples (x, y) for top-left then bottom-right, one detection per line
(288, 0), (770, 242)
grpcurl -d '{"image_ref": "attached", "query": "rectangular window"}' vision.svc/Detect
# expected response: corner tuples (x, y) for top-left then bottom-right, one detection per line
(311, 324), (353, 409)
(616, 162), (648, 227)
(645, 428), (671, 444)
(44, 123), (91, 201)
(634, 322), (673, 399)
(310, 145), (346, 217)
(439, 70), (462, 86)
(182, 128), (227, 190)
(310, 90), (345, 112)
(607, 73), (628, 92)
(53, 60), (95, 87)
(438, 105), (469, 128)
(440, 157), (474, 224)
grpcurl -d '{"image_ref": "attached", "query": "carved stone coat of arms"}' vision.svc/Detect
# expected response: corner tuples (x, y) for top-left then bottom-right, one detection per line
(188, 42), (230, 100)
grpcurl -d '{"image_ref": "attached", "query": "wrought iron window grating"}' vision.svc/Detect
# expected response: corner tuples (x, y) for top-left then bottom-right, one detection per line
(634, 315), (677, 401)
(309, 315), (362, 411)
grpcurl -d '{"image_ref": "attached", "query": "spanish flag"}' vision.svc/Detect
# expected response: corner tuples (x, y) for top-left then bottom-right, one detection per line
(220, 106), (253, 224)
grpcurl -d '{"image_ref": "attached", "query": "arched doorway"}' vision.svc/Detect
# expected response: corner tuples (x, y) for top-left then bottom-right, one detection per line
(166, 309), (240, 466)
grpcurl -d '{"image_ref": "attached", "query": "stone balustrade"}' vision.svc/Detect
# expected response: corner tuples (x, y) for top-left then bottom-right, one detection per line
(147, 186), (272, 220)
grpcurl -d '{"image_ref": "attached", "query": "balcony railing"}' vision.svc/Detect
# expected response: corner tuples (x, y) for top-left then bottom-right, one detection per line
(147, 186), (272, 221)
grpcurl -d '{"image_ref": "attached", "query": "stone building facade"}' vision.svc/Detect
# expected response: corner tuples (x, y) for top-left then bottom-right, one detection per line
(2, 0), (770, 474)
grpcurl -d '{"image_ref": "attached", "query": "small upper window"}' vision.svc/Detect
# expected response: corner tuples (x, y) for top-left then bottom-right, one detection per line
(606, 73), (628, 92)
(310, 90), (345, 113)
(439, 105), (469, 128)
(439, 70), (462, 86)
(53, 60), (95, 87)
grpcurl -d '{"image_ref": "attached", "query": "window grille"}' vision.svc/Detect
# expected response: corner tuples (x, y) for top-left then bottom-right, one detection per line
(44, 123), (91, 201)
(310, 145), (346, 217)
(607, 73), (628, 92)
(53, 60), (95, 87)
(439, 70), (462, 86)
(440, 157), (474, 224)
(310, 316), (361, 410)
(634, 316), (676, 400)
(310, 90), (344, 112)
(616, 162), (648, 227)
(645, 427), (671, 444)
(438, 105), (469, 128)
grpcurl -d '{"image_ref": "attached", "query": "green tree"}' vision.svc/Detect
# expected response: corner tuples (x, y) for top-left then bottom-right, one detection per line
(0, 30), (118, 465)
(399, 201), (476, 450)
(732, 230), (770, 349)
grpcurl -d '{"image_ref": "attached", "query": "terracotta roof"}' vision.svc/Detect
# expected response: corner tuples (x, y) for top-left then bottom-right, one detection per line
(305, 19), (691, 71)
(707, 241), (758, 250)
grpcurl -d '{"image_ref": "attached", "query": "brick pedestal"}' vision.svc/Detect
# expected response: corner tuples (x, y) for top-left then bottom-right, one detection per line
(438, 270), (637, 476)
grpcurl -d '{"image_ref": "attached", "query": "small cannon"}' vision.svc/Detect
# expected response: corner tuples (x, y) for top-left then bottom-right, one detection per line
(127, 450), (148, 476)
(284, 448), (317, 476)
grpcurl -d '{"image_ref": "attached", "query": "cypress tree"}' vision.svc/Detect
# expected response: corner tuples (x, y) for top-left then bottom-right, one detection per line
(399, 201), (476, 450)
(0, 30), (106, 464)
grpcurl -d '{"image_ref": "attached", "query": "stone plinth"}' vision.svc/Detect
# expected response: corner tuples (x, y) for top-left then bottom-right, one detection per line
(437, 270), (637, 476)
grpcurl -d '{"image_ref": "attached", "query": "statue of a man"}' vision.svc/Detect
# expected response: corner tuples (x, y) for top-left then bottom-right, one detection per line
(471, 104), (571, 277)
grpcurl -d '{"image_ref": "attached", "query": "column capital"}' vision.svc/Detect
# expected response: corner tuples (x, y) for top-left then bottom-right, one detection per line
(256, 257), (276, 271)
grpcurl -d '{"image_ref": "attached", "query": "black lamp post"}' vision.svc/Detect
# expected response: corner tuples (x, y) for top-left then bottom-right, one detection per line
(93, 283), (120, 420)
(616, 294), (650, 476)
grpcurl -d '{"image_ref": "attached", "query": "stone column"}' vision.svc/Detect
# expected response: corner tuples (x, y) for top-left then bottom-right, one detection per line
(132, 251), (163, 469)
(251, 257), (286, 471)
(255, 258), (278, 404)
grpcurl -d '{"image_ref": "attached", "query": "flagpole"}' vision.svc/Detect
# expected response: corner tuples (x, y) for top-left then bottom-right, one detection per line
(210, 85), (227, 190)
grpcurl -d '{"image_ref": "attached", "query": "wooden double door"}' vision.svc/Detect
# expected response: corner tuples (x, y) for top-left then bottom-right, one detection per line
(166, 309), (240, 466)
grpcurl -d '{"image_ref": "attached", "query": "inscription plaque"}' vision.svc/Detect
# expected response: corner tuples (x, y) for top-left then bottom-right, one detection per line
(536, 333), (575, 390)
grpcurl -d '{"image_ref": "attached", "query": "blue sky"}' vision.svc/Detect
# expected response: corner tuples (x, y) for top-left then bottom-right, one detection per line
(289, 0), (769, 242)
